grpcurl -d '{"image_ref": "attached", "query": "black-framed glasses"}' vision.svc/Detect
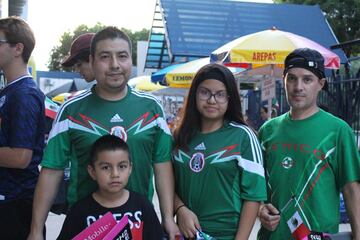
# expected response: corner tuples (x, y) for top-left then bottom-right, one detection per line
(197, 87), (229, 103)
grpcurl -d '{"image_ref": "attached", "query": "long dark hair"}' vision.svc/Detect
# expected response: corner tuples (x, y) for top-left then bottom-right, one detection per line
(173, 63), (246, 149)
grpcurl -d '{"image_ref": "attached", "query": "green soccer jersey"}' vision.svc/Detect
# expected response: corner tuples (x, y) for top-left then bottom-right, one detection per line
(42, 86), (172, 206)
(173, 122), (266, 239)
(258, 109), (360, 240)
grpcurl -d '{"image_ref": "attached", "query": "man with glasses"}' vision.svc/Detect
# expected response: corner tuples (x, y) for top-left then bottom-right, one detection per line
(0, 16), (45, 239)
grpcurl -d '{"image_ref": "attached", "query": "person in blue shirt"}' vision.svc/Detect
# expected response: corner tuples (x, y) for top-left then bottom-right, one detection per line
(0, 16), (45, 239)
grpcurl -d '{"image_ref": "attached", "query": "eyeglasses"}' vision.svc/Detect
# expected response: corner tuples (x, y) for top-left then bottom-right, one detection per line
(197, 87), (229, 103)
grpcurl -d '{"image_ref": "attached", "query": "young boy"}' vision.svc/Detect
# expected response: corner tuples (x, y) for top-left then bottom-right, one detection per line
(57, 135), (164, 239)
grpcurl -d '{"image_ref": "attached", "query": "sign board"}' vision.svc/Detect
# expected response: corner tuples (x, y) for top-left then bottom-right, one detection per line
(261, 76), (275, 101)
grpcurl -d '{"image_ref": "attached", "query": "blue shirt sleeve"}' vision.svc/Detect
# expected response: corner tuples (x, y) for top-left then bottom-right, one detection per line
(8, 88), (43, 150)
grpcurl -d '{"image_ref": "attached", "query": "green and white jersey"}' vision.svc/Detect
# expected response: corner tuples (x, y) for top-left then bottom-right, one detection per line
(258, 109), (360, 240)
(42, 86), (172, 206)
(173, 121), (266, 240)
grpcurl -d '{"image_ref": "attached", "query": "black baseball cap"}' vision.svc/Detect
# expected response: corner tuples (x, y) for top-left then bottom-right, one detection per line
(284, 48), (327, 90)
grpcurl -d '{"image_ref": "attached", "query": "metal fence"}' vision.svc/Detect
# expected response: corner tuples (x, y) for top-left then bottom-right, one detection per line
(319, 76), (360, 146)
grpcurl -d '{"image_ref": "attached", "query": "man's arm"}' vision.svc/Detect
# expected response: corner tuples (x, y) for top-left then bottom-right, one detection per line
(0, 147), (32, 168)
(343, 181), (360, 240)
(153, 161), (180, 240)
(28, 167), (64, 240)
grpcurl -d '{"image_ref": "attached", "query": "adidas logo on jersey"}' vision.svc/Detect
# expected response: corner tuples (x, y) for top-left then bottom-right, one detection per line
(110, 114), (123, 123)
(194, 142), (206, 151)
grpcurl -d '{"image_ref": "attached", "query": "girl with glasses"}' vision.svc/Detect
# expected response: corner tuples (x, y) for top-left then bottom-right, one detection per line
(172, 63), (266, 239)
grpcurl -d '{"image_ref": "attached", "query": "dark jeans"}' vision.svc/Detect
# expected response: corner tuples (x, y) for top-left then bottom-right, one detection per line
(0, 199), (46, 240)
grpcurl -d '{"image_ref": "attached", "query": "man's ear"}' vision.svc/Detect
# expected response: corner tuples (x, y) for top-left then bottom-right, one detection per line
(14, 42), (24, 58)
(87, 165), (96, 180)
(319, 78), (326, 89)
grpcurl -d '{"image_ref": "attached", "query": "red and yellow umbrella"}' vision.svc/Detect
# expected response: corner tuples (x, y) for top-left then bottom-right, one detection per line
(210, 27), (340, 69)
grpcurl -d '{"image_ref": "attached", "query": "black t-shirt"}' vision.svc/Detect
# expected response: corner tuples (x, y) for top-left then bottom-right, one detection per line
(57, 191), (164, 240)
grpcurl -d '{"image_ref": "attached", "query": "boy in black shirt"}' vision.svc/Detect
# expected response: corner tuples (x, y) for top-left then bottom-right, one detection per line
(57, 135), (164, 239)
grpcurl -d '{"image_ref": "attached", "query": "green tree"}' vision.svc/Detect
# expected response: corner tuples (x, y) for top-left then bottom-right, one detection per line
(47, 23), (149, 71)
(274, 0), (360, 56)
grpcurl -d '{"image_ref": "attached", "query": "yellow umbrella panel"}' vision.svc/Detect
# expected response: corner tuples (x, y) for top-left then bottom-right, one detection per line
(211, 28), (340, 68)
(128, 75), (167, 92)
(165, 57), (210, 88)
(165, 57), (243, 88)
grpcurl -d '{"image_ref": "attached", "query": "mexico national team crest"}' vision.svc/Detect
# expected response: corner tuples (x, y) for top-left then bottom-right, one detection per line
(281, 156), (294, 169)
(110, 126), (128, 142)
(189, 152), (205, 173)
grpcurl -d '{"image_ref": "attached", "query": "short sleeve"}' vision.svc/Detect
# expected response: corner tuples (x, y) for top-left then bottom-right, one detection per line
(238, 127), (267, 201)
(153, 103), (173, 163)
(336, 124), (360, 189)
(41, 106), (71, 169)
(8, 90), (43, 149)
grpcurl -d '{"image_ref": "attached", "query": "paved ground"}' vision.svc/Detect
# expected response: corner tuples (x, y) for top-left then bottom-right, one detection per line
(46, 192), (351, 239)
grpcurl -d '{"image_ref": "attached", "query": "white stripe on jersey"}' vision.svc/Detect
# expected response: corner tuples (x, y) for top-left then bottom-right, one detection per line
(131, 88), (171, 135)
(237, 156), (265, 177)
(48, 119), (69, 141)
(295, 146), (336, 211)
(157, 116), (172, 135)
(54, 89), (92, 123)
(230, 122), (263, 165)
(131, 88), (164, 112)
(49, 90), (92, 141)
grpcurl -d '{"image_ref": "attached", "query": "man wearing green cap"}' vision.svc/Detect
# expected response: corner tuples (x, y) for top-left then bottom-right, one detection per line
(257, 48), (360, 240)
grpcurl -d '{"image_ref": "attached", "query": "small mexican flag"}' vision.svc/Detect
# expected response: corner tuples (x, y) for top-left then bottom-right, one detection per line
(45, 96), (59, 119)
(286, 211), (311, 240)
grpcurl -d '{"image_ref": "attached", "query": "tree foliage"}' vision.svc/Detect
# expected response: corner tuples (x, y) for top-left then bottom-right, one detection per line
(274, 0), (360, 56)
(47, 23), (149, 71)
